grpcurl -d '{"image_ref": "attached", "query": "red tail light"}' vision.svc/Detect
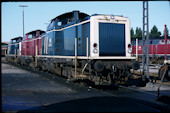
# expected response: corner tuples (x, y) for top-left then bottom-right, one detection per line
(93, 43), (97, 48)
(128, 44), (131, 48)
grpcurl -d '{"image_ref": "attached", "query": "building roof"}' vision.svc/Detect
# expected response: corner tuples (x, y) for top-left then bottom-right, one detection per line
(1, 42), (9, 45)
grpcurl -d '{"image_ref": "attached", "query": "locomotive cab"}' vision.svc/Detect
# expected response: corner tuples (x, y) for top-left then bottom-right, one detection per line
(19, 30), (45, 67)
(47, 11), (89, 31)
(6, 36), (22, 63)
(8, 37), (22, 55)
(90, 15), (132, 58)
(88, 14), (139, 82)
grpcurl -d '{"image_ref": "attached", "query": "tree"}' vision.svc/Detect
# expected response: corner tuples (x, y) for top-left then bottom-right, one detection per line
(149, 25), (161, 38)
(163, 26), (169, 37)
(130, 28), (135, 39)
(134, 27), (142, 39)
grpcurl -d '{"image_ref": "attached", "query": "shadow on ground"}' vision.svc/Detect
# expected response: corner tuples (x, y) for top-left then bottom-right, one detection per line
(17, 96), (169, 112)
(158, 96), (170, 105)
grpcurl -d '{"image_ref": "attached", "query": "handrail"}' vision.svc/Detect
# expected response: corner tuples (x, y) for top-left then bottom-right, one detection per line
(75, 38), (77, 77)
(86, 37), (89, 59)
(81, 37), (89, 76)
(136, 38), (138, 61)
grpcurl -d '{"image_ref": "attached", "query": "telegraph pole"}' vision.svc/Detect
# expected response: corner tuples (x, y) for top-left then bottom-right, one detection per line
(142, 1), (149, 81)
(19, 5), (28, 38)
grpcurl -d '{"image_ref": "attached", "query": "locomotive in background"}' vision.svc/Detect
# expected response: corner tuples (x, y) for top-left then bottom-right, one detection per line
(131, 35), (170, 81)
(1, 42), (9, 57)
(131, 36), (170, 64)
(6, 10), (140, 85)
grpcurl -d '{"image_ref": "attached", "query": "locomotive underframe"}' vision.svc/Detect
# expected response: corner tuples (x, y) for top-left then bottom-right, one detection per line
(7, 54), (140, 85)
(137, 54), (170, 64)
(37, 57), (139, 85)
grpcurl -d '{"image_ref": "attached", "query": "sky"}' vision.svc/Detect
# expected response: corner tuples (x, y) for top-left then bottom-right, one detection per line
(1, 1), (170, 42)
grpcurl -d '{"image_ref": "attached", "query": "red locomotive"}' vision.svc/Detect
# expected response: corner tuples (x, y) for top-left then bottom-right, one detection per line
(19, 30), (45, 67)
(131, 36), (170, 64)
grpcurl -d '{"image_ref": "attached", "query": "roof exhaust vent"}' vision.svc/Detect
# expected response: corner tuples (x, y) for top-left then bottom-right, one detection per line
(73, 10), (79, 22)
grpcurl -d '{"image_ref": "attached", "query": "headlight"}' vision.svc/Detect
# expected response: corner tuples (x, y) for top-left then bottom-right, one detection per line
(93, 43), (98, 53)
(128, 48), (132, 54)
(93, 48), (98, 53)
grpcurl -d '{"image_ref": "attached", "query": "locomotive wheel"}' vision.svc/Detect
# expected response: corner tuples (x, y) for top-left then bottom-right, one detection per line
(138, 57), (142, 63)
(132, 61), (140, 70)
(158, 64), (169, 82)
(94, 60), (104, 72)
(157, 58), (164, 65)
(151, 57), (157, 64)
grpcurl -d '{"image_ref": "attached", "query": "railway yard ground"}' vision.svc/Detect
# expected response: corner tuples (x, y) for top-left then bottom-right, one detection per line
(1, 57), (170, 112)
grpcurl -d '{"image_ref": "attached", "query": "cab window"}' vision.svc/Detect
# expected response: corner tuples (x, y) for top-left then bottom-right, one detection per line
(160, 40), (165, 44)
(57, 21), (62, 26)
(151, 40), (159, 45)
(12, 40), (16, 43)
(168, 40), (170, 44)
(48, 20), (55, 30)
(28, 34), (32, 39)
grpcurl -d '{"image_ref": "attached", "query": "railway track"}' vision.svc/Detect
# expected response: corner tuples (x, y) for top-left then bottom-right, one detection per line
(2, 58), (170, 112)
(2, 57), (170, 90)
(2, 57), (170, 87)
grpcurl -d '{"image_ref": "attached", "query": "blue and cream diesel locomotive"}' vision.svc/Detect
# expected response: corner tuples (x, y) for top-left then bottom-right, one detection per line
(6, 10), (140, 85)
(6, 36), (23, 62)
(38, 10), (139, 84)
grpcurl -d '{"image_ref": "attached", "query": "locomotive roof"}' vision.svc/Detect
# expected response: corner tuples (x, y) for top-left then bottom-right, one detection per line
(11, 36), (23, 40)
(2, 42), (9, 45)
(26, 30), (45, 35)
(51, 11), (89, 22)
(133, 36), (170, 40)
